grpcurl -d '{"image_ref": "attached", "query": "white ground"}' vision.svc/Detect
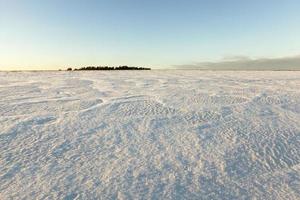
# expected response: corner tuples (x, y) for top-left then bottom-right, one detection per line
(0, 70), (300, 199)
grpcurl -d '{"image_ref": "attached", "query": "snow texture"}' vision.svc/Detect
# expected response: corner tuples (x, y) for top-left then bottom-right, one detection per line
(0, 70), (300, 199)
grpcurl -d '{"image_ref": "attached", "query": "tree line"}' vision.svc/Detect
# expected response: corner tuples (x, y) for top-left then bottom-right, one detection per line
(66, 66), (151, 71)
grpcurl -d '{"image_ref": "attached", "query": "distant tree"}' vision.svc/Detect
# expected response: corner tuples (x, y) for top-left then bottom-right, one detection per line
(67, 68), (72, 71)
(74, 65), (150, 71)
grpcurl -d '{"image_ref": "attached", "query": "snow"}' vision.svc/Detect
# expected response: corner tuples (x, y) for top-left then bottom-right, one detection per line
(0, 70), (300, 199)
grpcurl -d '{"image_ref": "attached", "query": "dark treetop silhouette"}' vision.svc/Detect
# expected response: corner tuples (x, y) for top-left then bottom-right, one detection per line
(69, 66), (151, 71)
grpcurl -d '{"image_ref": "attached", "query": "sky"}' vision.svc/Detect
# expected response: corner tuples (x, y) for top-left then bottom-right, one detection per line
(1, 0), (300, 70)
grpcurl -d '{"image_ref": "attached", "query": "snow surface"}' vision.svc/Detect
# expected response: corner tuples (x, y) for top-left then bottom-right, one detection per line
(0, 70), (300, 199)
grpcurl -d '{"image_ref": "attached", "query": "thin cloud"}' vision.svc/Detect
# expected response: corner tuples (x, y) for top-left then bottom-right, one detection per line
(174, 55), (300, 70)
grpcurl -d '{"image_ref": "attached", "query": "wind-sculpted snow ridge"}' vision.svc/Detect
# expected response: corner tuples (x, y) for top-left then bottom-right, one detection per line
(0, 71), (300, 199)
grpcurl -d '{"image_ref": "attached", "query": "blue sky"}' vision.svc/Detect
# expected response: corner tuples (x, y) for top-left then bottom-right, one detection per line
(1, 0), (300, 70)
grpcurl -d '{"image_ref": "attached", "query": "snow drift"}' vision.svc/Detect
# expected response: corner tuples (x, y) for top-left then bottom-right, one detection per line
(0, 70), (299, 199)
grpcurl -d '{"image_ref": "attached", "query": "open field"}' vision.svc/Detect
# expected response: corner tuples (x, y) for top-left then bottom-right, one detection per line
(0, 70), (300, 199)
